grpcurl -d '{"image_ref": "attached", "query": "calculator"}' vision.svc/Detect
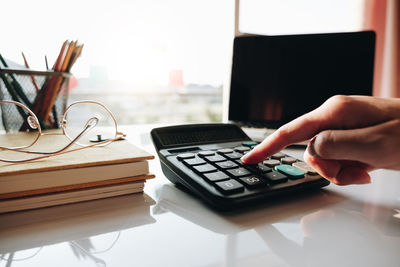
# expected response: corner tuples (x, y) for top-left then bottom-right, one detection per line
(151, 123), (329, 210)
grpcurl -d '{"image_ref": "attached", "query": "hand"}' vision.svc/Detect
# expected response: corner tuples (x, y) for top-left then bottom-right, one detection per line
(241, 95), (400, 185)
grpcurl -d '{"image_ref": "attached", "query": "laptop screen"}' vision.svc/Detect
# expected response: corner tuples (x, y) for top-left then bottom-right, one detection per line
(228, 31), (375, 128)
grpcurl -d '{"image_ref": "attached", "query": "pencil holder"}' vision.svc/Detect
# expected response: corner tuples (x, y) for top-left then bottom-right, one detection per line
(0, 68), (71, 132)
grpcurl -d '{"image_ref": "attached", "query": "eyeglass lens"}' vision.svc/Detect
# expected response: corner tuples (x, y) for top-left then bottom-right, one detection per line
(0, 101), (40, 149)
(63, 102), (117, 146)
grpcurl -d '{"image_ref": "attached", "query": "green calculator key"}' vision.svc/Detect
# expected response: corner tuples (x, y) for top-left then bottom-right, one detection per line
(274, 164), (305, 179)
(242, 141), (258, 147)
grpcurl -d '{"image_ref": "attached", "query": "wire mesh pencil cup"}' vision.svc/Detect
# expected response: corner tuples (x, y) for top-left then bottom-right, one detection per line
(0, 68), (71, 132)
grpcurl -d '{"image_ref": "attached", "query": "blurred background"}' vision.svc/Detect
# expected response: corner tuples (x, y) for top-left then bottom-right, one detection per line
(0, 0), (396, 125)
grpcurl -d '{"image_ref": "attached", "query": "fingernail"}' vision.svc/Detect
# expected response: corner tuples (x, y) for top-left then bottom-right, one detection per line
(307, 135), (320, 158)
(241, 153), (249, 163)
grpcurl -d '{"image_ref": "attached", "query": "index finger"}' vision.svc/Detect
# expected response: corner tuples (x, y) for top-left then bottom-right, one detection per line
(241, 111), (322, 164)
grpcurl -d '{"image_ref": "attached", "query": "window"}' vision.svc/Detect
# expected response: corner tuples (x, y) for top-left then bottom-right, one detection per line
(239, 0), (365, 35)
(1, 0), (234, 124)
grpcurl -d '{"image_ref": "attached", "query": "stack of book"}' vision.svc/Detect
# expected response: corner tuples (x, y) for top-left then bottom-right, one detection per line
(0, 133), (154, 213)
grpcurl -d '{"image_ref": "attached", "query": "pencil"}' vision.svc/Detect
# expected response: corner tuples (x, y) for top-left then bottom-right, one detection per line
(22, 52), (40, 93)
(43, 41), (76, 122)
(34, 40), (68, 119)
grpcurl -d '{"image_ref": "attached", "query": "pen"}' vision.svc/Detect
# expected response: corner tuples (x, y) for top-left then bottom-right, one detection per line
(0, 54), (33, 108)
(45, 55), (49, 70)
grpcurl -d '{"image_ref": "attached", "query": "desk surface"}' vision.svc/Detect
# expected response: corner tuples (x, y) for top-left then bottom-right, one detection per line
(1, 125), (399, 267)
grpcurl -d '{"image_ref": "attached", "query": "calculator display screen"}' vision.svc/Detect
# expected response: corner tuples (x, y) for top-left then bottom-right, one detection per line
(157, 126), (248, 147)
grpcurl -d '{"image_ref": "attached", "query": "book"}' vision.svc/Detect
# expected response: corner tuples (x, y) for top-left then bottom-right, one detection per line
(0, 132), (155, 212)
(0, 132), (154, 195)
(0, 161), (151, 196)
(0, 180), (146, 213)
(0, 173), (155, 200)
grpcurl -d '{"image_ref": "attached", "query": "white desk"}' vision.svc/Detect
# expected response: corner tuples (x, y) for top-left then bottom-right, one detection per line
(1, 125), (399, 267)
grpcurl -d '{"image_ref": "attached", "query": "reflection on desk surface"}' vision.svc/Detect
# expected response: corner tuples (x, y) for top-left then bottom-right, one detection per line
(0, 193), (155, 258)
(153, 184), (346, 234)
(151, 173), (400, 267)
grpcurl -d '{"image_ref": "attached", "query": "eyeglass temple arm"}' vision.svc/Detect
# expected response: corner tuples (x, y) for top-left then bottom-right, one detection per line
(10, 117), (99, 155)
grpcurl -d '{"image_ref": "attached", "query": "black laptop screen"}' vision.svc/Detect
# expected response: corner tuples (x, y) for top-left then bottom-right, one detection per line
(228, 31), (375, 128)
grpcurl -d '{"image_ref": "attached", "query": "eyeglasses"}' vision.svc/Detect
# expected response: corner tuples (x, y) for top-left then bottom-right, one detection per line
(0, 100), (126, 163)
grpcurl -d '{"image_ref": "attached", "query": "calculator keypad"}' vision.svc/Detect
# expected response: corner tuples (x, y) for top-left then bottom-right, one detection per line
(175, 144), (318, 195)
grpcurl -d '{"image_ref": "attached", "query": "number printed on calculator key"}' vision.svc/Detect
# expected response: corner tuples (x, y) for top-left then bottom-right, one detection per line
(215, 179), (244, 194)
(227, 167), (251, 177)
(240, 176), (268, 188)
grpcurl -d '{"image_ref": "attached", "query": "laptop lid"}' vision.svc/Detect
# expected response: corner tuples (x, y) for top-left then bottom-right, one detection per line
(228, 31), (375, 129)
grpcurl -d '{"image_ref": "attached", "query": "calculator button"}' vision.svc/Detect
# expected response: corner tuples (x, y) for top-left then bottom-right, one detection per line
(242, 141), (258, 147)
(263, 159), (281, 167)
(271, 152), (286, 159)
(292, 161), (318, 175)
(193, 164), (217, 173)
(177, 153), (195, 160)
(235, 159), (243, 166)
(215, 161), (239, 169)
(281, 156), (297, 164)
(197, 151), (215, 157)
(203, 171), (230, 182)
(234, 146), (251, 153)
(239, 176), (268, 189)
(274, 164), (305, 179)
(217, 148), (234, 154)
(205, 154), (226, 162)
(227, 167), (251, 177)
(254, 163), (272, 173)
(263, 171), (289, 184)
(183, 157), (206, 166)
(215, 179), (244, 194)
(245, 163), (271, 174)
(224, 152), (243, 160)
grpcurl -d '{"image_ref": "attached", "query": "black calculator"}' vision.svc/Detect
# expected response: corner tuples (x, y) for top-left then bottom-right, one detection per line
(151, 123), (329, 210)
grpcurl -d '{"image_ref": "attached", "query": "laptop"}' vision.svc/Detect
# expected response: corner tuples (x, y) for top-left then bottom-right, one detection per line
(227, 31), (375, 143)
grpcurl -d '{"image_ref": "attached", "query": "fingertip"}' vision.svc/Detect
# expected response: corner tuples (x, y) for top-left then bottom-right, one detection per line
(306, 135), (319, 158)
(240, 144), (264, 164)
(240, 151), (260, 164)
(336, 167), (371, 185)
(240, 154), (250, 164)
